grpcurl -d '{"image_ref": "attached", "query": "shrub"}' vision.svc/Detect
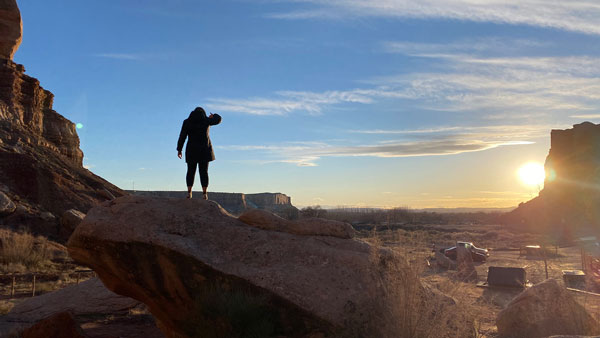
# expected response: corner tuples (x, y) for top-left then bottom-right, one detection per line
(0, 230), (52, 272)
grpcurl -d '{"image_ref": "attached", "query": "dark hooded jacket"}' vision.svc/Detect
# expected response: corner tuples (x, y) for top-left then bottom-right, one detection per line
(177, 108), (222, 162)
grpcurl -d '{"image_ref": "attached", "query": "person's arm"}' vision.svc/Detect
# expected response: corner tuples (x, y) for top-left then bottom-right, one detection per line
(176, 121), (187, 158)
(207, 113), (222, 126)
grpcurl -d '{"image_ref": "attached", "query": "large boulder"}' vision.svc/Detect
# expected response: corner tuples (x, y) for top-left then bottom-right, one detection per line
(496, 279), (600, 338)
(238, 208), (355, 238)
(7, 278), (139, 321)
(67, 196), (462, 338)
(0, 0), (21, 60)
(0, 277), (139, 335)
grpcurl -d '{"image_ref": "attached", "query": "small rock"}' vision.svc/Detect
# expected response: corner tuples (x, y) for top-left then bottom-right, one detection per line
(60, 209), (85, 240)
(21, 311), (87, 338)
(0, 191), (16, 216)
(40, 211), (56, 221)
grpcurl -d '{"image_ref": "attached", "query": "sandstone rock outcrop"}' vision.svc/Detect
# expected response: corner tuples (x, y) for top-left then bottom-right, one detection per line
(67, 195), (463, 338)
(496, 279), (599, 338)
(0, 1), (125, 240)
(0, 0), (22, 60)
(501, 122), (600, 235)
(0, 277), (140, 335)
(6, 278), (140, 322)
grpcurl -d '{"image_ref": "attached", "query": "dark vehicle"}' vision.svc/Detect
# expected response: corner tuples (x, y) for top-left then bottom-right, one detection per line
(443, 242), (489, 262)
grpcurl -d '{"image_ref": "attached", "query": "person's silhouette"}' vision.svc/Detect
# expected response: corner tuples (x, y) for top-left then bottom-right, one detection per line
(177, 107), (222, 199)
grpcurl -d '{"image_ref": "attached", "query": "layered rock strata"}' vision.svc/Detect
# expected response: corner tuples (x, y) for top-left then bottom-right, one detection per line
(0, 0), (125, 240)
(501, 122), (600, 235)
(67, 196), (464, 338)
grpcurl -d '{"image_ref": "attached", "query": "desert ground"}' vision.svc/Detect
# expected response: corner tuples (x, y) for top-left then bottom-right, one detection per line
(362, 222), (600, 338)
(1, 218), (599, 338)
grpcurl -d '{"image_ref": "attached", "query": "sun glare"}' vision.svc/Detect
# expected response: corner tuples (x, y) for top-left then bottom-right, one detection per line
(518, 162), (545, 186)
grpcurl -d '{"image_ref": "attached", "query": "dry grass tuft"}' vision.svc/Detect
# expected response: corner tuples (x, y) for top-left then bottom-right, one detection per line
(0, 230), (52, 272)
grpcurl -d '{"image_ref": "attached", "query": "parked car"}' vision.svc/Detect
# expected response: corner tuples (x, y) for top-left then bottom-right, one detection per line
(443, 242), (489, 262)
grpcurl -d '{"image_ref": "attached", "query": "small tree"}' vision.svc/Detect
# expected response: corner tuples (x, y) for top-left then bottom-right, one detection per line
(300, 205), (327, 218)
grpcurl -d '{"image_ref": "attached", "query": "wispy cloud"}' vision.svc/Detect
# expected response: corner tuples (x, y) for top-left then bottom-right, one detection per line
(382, 38), (550, 57)
(267, 0), (600, 35)
(570, 114), (600, 119)
(209, 53), (600, 119)
(220, 126), (538, 166)
(206, 89), (374, 115)
(94, 53), (144, 61)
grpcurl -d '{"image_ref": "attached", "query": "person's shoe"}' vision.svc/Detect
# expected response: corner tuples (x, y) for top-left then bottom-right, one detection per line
(187, 192), (192, 199)
(203, 192), (208, 200)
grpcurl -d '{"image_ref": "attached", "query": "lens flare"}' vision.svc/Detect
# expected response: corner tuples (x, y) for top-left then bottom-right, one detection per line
(518, 162), (545, 186)
(76, 123), (83, 129)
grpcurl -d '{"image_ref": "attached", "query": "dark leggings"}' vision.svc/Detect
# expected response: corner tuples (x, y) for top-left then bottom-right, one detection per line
(186, 161), (209, 187)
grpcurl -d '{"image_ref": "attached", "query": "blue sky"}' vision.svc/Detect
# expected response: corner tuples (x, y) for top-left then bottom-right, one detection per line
(15, 0), (600, 208)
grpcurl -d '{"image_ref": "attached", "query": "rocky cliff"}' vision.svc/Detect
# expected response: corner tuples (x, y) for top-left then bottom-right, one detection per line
(128, 190), (299, 218)
(501, 122), (600, 236)
(0, 0), (125, 241)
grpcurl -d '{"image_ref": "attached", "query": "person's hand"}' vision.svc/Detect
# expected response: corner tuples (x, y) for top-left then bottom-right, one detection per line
(177, 151), (182, 159)
(209, 113), (214, 118)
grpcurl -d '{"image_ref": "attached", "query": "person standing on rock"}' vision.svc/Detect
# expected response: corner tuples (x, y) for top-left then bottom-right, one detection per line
(177, 107), (222, 199)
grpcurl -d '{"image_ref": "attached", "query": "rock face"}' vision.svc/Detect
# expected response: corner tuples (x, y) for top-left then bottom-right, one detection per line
(496, 279), (599, 338)
(128, 190), (299, 218)
(0, 0), (22, 60)
(501, 122), (600, 235)
(0, 1), (125, 240)
(67, 195), (460, 338)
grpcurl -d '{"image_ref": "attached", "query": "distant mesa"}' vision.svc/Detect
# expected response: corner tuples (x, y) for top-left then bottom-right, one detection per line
(0, 0), (125, 242)
(0, 0), (22, 60)
(128, 190), (299, 219)
(501, 122), (600, 237)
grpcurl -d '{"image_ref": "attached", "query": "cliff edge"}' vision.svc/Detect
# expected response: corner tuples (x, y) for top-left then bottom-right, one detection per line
(0, 0), (125, 241)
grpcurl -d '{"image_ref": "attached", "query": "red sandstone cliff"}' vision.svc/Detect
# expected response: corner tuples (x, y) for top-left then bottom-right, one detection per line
(501, 122), (600, 237)
(0, 0), (125, 241)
